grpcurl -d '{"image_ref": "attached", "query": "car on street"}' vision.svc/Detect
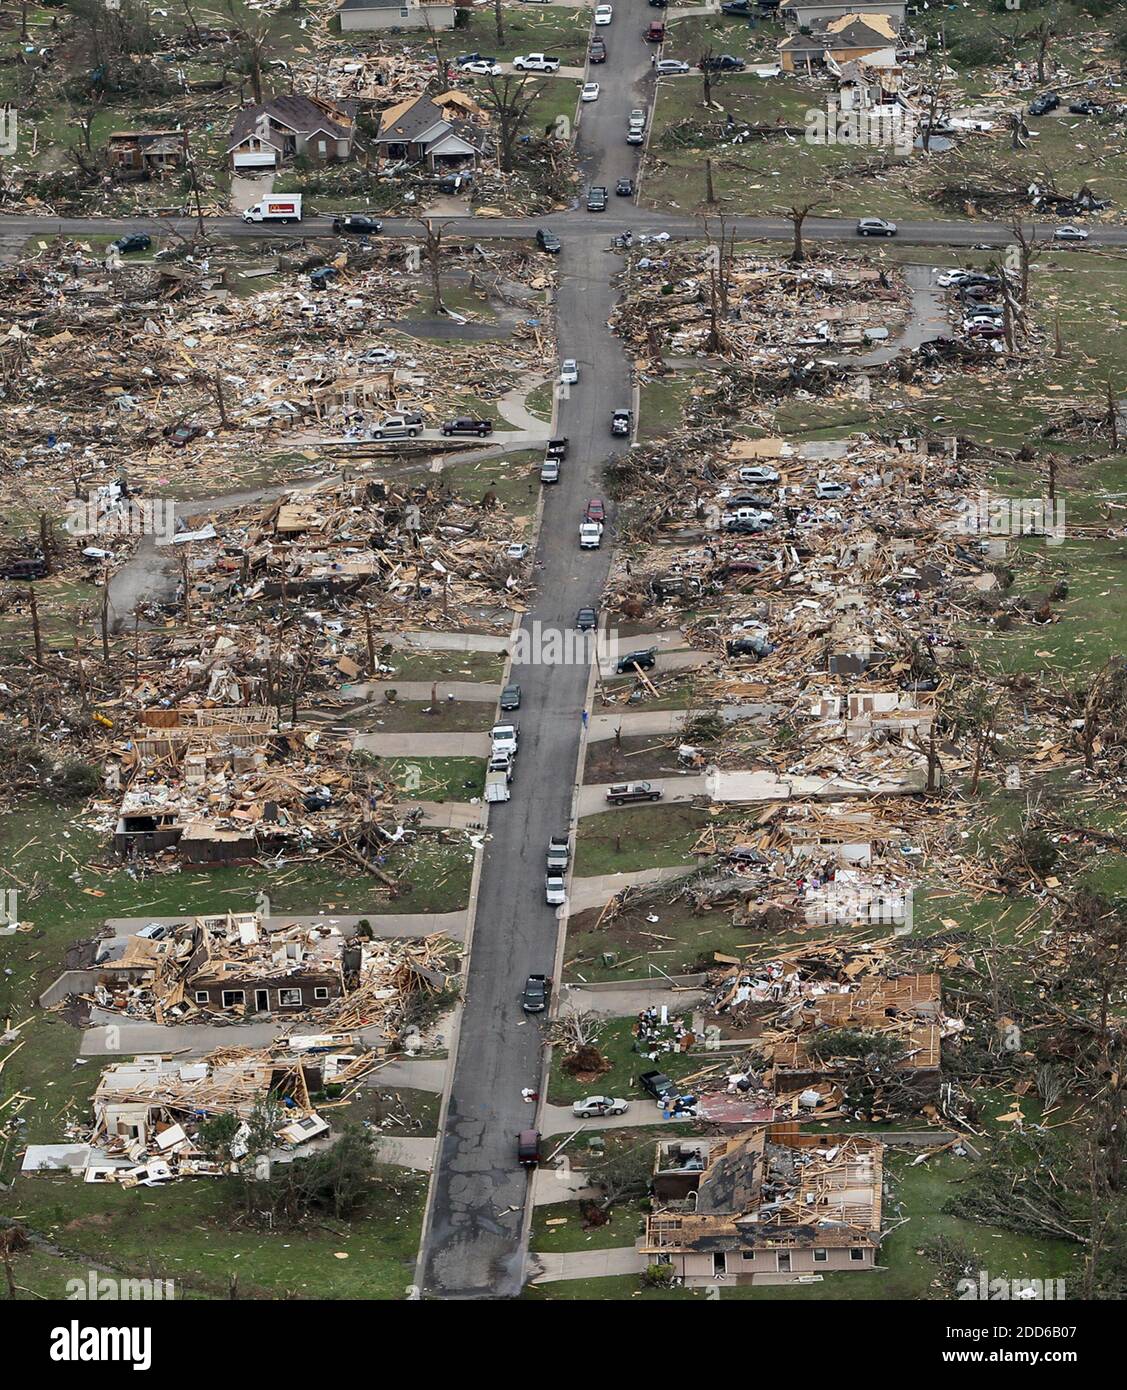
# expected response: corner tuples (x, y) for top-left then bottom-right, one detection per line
(536, 228), (562, 254)
(616, 648), (656, 673)
(521, 973), (550, 1012)
(442, 416), (493, 436)
(547, 836), (570, 871)
(111, 233), (152, 254)
(615, 177), (635, 196)
(545, 872), (566, 905)
(560, 358), (579, 384)
(164, 421), (203, 447)
(655, 58), (691, 75)
(576, 606), (598, 631)
(581, 82), (600, 102)
(606, 781), (663, 803)
(579, 520), (603, 548)
(572, 1096), (629, 1117)
(584, 498), (606, 522)
(546, 436), (569, 459)
(587, 185), (608, 211)
(333, 214), (382, 235)
(369, 413), (422, 439)
(639, 1070), (677, 1103)
(517, 1129), (541, 1167)
(1054, 224), (1089, 241)
(628, 109), (646, 128)
(540, 457), (560, 483)
(499, 683), (522, 710)
(589, 38), (607, 63)
(594, 3), (613, 23)
(611, 407), (632, 437)
(1029, 92), (1060, 116)
(491, 722), (520, 756)
(626, 125), (645, 145)
(645, 21), (666, 42)
(857, 217), (897, 236)
(700, 54), (746, 71)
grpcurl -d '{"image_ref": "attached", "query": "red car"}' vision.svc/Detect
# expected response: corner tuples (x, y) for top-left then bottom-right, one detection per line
(584, 498), (606, 523)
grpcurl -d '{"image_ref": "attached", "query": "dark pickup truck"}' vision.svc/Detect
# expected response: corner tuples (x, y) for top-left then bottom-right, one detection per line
(606, 781), (663, 804)
(586, 185), (608, 212)
(639, 1070), (677, 1103)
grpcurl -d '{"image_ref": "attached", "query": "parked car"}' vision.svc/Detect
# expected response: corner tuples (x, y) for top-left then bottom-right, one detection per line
(369, 413), (421, 439)
(616, 648), (656, 673)
(581, 82), (600, 102)
(512, 53), (560, 72)
(639, 1070), (677, 1102)
(645, 21), (666, 42)
(628, 109), (646, 130)
(461, 59), (501, 75)
(572, 1096), (629, 1117)
(579, 521), (603, 549)
(547, 836), (570, 872)
(517, 1129), (542, 1166)
(721, 0), (752, 12)
(455, 52), (494, 67)
(560, 358), (579, 385)
(655, 58), (690, 75)
(164, 421), (203, 448)
(590, 38), (607, 64)
(576, 607), (598, 631)
(701, 54), (746, 71)
(536, 228), (562, 254)
(815, 480), (850, 499)
(540, 457), (560, 484)
(505, 542), (529, 561)
(111, 233), (151, 254)
(1028, 92), (1060, 116)
(546, 436), (569, 459)
(857, 217), (897, 237)
(521, 973), (550, 1012)
(0, 556), (49, 581)
(491, 722), (520, 757)
(611, 408), (632, 437)
(487, 752), (514, 784)
(615, 177), (635, 197)
(359, 346), (398, 366)
(500, 683), (522, 711)
(442, 416), (493, 436)
(738, 464), (780, 484)
(606, 781), (662, 804)
(584, 498), (606, 523)
(626, 126), (645, 145)
(594, 3), (613, 23)
(1054, 224), (1090, 241)
(586, 185), (608, 211)
(545, 872), (566, 906)
(1068, 100), (1103, 116)
(135, 923), (172, 941)
(332, 214), (381, 235)
(727, 635), (771, 659)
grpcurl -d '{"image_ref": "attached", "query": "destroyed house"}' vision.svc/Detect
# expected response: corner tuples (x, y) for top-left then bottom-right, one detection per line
(642, 1127), (883, 1283)
(779, 14), (899, 72)
(175, 912), (353, 1016)
(228, 95), (360, 171)
(372, 95), (482, 172)
(106, 130), (188, 178)
(337, 0), (457, 32)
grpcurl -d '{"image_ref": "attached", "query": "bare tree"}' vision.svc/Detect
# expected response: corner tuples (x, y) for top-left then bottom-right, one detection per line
(478, 73), (544, 173)
(225, 1), (272, 105)
(777, 199), (824, 264)
(492, 0), (505, 45)
(1009, 217), (1039, 306)
(414, 217), (449, 314)
(422, 11), (449, 95)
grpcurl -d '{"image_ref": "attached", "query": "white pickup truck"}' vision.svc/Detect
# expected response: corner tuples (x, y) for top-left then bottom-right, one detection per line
(513, 53), (561, 72)
(579, 520), (603, 549)
(490, 722), (519, 758)
(545, 872), (567, 906)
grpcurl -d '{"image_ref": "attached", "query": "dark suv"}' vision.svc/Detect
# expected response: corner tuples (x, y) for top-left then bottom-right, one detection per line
(1029, 92), (1060, 116)
(333, 214), (382, 235)
(616, 648), (656, 673)
(586, 186), (608, 212)
(536, 228), (562, 254)
(1, 556), (48, 581)
(521, 973), (550, 1013)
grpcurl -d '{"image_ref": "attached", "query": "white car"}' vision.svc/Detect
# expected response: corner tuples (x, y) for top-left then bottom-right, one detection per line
(360, 346), (398, 366)
(594, 4), (613, 24)
(572, 1096), (629, 1118)
(559, 358), (579, 384)
(738, 465), (780, 484)
(1054, 224), (1089, 241)
(815, 480), (850, 499)
(461, 60), (501, 76)
(581, 81), (600, 102)
(655, 58), (690, 75)
(505, 542), (529, 561)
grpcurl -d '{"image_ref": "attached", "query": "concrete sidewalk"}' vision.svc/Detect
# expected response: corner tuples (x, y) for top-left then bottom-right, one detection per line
(375, 630), (510, 654)
(365, 1057), (448, 1093)
(343, 681), (502, 704)
(586, 703), (780, 743)
(577, 775), (708, 817)
(376, 1135), (437, 1171)
(405, 800), (487, 830)
(353, 731), (491, 758)
(103, 911), (469, 940)
(528, 1247), (647, 1282)
(559, 983), (706, 1018)
(569, 865), (697, 914)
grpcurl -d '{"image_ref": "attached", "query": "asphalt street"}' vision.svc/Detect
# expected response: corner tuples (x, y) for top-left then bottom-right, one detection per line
(417, 0), (646, 1300)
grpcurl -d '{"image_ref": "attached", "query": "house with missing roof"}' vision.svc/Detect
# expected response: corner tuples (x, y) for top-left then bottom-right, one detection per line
(106, 130), (189, 179)
(781, 1), (905, 28)
(337, 0), (457, 32)
(779, 12), (900, 73)
(641, 1126), (884, 1284)
(371, 93), (483, 172)
(227, 94), (360, 172)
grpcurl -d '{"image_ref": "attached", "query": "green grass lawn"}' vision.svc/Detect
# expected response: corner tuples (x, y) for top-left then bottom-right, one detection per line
(379, 756), (486, 801)
(531, 1198), (648, 1254)
(335, 699), (497, 735)
(376, 648), (507, 685)
(574, 804), (711, 877)
(547, 1016), (713, 1105)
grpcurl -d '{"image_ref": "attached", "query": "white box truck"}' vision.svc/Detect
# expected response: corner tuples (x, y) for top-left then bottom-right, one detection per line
(243, 194), (303, 224)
